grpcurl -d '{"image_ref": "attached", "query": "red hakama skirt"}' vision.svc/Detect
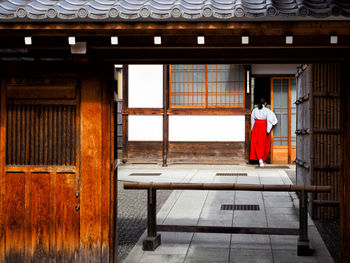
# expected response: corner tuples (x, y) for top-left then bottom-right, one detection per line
(250, 119), (271, 162)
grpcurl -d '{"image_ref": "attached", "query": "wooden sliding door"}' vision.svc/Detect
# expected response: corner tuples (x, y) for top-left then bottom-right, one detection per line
(271, 77), (296, 164)
(0, 78), (80, 263)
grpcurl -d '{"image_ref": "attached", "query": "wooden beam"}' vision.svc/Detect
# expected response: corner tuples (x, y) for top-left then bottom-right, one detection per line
(122, 108), (163, 115)
(1, 21), (350, 36)
(167, 108), (250, 115)
(124, 182), (331, 192)
(156, 225), (299, 235)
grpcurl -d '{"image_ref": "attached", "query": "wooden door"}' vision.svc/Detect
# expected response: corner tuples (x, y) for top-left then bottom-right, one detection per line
(0, 78), (80, 262)
(271, 77), (296, 164)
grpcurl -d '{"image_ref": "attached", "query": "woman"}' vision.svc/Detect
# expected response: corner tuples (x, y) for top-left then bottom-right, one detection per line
(250, 98), (278, 167)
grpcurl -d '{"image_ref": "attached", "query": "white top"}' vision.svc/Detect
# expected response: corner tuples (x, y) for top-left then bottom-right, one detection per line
(251, 105), (278, 133)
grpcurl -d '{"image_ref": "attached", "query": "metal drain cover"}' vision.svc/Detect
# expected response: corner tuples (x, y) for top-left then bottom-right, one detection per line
(221, 204), (260, 211)
(255, 166), (290, 169)
(129, 173), (161, 176)
(216, 173), (247, 176)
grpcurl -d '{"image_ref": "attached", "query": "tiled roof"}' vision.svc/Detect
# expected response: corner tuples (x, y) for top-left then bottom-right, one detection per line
(0, 0), (349, 21)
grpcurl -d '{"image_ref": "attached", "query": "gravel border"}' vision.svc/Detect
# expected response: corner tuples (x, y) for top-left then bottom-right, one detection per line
(117, 182), (172, 262)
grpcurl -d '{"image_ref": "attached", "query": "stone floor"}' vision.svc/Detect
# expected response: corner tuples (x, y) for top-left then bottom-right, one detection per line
(118, 164), (333, 263)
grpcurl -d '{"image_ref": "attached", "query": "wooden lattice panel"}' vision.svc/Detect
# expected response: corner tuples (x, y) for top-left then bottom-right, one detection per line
(6, 104), (76, 166)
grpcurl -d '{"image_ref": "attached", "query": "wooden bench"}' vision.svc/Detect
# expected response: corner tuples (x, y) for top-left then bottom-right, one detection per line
(124, 182), (331, 256)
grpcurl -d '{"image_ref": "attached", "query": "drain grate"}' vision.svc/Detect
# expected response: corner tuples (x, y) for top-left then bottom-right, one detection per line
(216, 173), (248, 176)
(255, 166), (290, 169)
(221, 204), (260, 211)
(129, 173), (161, 176)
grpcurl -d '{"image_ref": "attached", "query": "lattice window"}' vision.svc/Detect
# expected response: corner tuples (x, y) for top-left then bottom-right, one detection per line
(170, 64), (245, 108)
(272, 77), (296, 146)
(6, 104), (76, 166)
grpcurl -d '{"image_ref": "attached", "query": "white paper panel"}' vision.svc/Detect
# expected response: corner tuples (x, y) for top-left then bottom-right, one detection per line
(252, 64), (299, 75)
(128, 115), (163, 141)
(128, 65), (163, 108)
(169, 115), (245, 142)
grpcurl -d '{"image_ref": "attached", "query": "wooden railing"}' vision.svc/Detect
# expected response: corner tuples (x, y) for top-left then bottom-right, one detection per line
(124, 182), (331, 256)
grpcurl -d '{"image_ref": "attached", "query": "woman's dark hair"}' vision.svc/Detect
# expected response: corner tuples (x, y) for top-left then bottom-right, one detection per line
(258, 98), (265, 110)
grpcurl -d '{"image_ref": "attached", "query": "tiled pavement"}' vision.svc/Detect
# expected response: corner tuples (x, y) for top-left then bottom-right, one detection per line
(118, 164), (333, 263)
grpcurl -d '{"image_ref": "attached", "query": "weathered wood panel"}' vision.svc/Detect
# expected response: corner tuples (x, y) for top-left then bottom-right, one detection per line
(296, 64), (341, 219)
(5, 172), (25, 263)
(31, 172), (50, 263)
(168, 142), (245, 163)
(341, 61), (350, 263)
(55, 173), (79, 263)
(6, 85), (76, 99)
(127, 142), (163, 162)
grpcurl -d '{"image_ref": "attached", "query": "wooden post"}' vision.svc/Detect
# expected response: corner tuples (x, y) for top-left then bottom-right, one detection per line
(340, 61), (350, 263)
(143, 188), (161, 251)
(244, 65), (252, 161)
(122, 65), (128, 163)
(163, 65), (169, 167)
(298, 189), (312, 256)
(288, 78), (292, 164)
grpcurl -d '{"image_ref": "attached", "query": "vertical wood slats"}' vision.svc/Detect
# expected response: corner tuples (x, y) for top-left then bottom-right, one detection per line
(296, 64), (340, 219)
(6, 105), (76, 166)
(312, 64), (341, 219)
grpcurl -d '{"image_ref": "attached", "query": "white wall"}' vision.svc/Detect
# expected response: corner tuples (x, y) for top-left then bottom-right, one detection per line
(169, 115), (245, 142)
(252, 64), (299, 75)
(128, 65), (163, 108)
(128, 115), (163, 141)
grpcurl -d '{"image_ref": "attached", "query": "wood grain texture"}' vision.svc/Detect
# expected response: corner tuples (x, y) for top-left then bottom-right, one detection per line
(122, 108), (163, 115)
(101, 66), (113, 263)
(80, 68), (102, 262)
(168, 142), (245, 163)
(0, 81), (6, 263)
(31, 172), (50, 263)
(6, 104), (76, 166)
(56, 173), (79, 263)
(297, 64), (341, 219)
(5, 172), (25, 263)
(6, 85), (76, 99)
(0, 66), (83, 263)
(340, 62), (350, 263)
(127, 142), (163, 162)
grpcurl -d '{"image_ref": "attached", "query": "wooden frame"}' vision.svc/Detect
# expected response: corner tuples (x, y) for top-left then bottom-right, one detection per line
(169, 64), (246, 109)
(270, 76), (296, 164)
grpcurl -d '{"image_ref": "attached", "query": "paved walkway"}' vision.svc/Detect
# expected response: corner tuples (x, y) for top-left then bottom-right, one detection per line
(118, 164), (333, 263)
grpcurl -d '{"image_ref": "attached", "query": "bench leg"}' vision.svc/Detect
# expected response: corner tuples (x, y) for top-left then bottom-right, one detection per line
(297, 190), (313, 256)
(143, 188), (161, 251)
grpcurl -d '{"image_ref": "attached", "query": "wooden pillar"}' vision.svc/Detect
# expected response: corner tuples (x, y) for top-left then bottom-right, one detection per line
(244, 65), (252, 161)
(80, 63), (114, 263)
(163, 65), (169, 167)
(341, 61), (350, 263)
(122, 65), (128, 163)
